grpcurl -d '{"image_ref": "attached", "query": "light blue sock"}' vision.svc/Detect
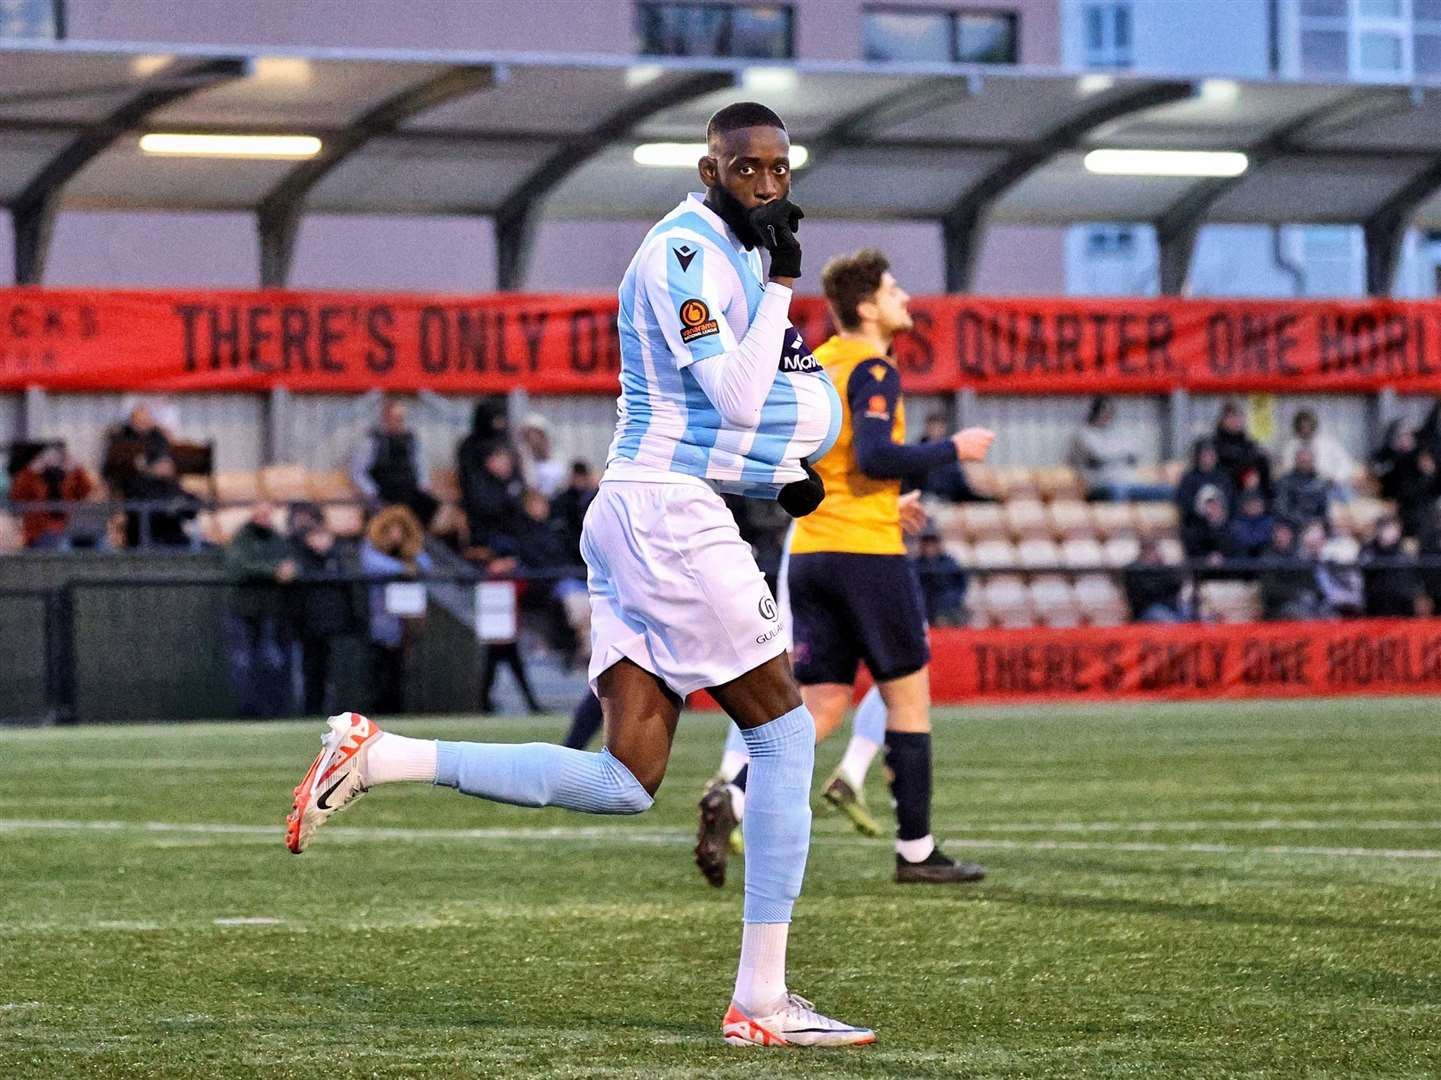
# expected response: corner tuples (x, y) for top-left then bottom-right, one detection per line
(853, 686), (887, 745)
(434, 743), (653, 815)
(739, 704), (815, 924)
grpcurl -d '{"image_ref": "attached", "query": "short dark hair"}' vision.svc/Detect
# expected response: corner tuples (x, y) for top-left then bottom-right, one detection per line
(707, 101), (785, 145)
(821, 248), (890, 331)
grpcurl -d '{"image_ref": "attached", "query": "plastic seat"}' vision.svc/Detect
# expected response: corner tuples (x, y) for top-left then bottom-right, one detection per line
(213, 470), (262, 505)
(927, 502), (966, 540)
(1017, 537), (1062, 569)
(1157, 537), (1186, 565)
(1135, 501), (1180, 534)
(1047, 499), (1092, 540)
(1091, 502), (1138, 540)
(983, 575), (1033, 628)
(1074, 573), (1129, 626)
(1103, 535), (1141, 567)
(962, 503), (1008, 542)
(307, 469), (356, 502)
(1005, 499), (1049, 539)
(1060, 536), (1106, 569)
(323, 503), (366, 537)
(1030, 575), (1082, 627)
(995, 465), (1038, 500)
(212, 506), (255, 543)
(971, 538), (1019, 569)
(1345, 497), (1391, 539)
(1322, 534), (1360, 564)
(944, 539), (974, 566)
(260, 463), (309, 503)
(1035, 465), (1084, 502)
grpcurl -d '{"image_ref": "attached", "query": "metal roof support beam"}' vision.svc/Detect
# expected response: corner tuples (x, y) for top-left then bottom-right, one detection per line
(1154, 90), (1398, 295)
(1362, 159), (1441, 295)
(804, 74), (976, 167)
(8, 56), (247, 285)
(940, 80), (1194, 293)
(492, 70), (734, 291)
(255, 64), (497, 287)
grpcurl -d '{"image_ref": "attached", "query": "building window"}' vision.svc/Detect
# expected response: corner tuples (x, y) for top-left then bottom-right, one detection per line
(863, 6), (1019, 64)
(1081, 1), (1132, 68)
(0, 0), (62, 38)
(636, 2), (794, 59)
(1295, 0), (1441, 80)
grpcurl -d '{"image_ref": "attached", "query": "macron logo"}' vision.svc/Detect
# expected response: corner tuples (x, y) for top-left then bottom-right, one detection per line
(673, 245), (697, 272)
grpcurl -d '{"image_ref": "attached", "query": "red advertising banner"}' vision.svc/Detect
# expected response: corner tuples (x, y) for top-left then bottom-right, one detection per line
(5, 288), (1441, 395)
(923, 619), (1441, 705)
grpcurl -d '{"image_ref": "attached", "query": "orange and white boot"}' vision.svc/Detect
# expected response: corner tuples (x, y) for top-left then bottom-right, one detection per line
(722, 993), (875, 1047)
(285, 712), (382, 854)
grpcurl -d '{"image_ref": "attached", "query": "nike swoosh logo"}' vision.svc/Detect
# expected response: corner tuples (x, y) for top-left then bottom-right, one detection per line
(315, 775), (348, 811)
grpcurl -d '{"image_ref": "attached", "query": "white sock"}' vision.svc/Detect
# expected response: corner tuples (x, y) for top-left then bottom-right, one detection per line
(361, 732), (438, 786)
(896, 834), (936, 863)
(720, 749), (749, 783)
(837, 735), (881, 790)
(733, 921), (788, 1014)
(726, 782), (746, 822)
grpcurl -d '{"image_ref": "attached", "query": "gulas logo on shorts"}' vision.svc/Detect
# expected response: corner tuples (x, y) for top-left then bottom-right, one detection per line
(758, 595), (778, 622)
(679, 299), (720, 344)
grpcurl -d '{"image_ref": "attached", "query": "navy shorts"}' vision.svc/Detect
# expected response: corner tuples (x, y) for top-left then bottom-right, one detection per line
(788, 552), (930, 686)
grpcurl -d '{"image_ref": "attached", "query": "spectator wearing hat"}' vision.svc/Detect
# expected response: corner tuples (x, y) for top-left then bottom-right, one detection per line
(518, 413), (566, 498)
(1226, 488), (1275, 561)
(913, 529), (968, 626)
(1181, 485), (1230, 567)
(1213, 401), (1272, 497)
(359, 505), (432, 714)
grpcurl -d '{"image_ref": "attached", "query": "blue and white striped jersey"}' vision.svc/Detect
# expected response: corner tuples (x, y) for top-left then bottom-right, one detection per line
(605, 193), (841, 499)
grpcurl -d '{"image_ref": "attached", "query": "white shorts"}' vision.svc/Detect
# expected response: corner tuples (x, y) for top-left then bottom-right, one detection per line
(581, 478), (787, 698)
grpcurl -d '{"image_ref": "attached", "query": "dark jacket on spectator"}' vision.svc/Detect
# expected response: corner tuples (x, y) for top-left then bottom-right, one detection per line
(122, 473), (198, 547)
(225, 522), (293, 620)
(1181, 513), (1229, 561)
(1371, 423), (1441, 536)
(1215, 425), (1271, 495)
(102, 423), (170, 493)
(1361, 538), (1422, 617)
(550, 484), (596, 563)
(1123, 561), (1185, 620)
(1175, 445), (1234, 527)
(291, 540), (361, 640)
(1226, 507), (1275, 559)
(1273, 470), (1332, 529)
(1259, 550), (1320, 620)
(915, 550), (968, 625)
(460, 457), (527, 555)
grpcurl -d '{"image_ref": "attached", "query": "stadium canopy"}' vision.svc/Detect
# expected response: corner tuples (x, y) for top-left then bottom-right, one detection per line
(6, 40), (1441, 295)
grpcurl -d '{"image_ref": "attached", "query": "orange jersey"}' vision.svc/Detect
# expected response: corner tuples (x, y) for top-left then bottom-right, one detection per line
(790, 337), (908, 556)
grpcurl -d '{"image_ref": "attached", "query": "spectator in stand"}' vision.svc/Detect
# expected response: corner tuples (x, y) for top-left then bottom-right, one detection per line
(11, 443), (95, 550)
(510, 489), (589, 663)
(1124, 536), (1188, 623)
(290, 523), (360, 715)
(1214, 400), (1271, 497)
(102, 402), (172, 496)
(1304, 518), (1363, 617)
(1418, 505), (1441, 612)
(1181, 485), (1230, 567)
(1068, 396), (1173, 502)
(517, 414), (566, 498)
(1272, 446), (1334, 533)
(1416, 398), (1441, 463)
(1280, 409), (1356, 493)
(1263, 520), (1360, 620)
(906, 412), (995, 503)
(550, 459), (598, 562)
(1258, 520), (1312, 620)
(223, 501), (297, 718)
(359, 505), (432, 715)
(1176, 438), (1234, 530)
(287, 500), (325, 541)
(1361, 515), (1425, 618)
(351, 399), (440, 528)
(1226, 488), (1275, 560)
(913, 529), (968, 626)
(1371, 420), (1441, 538)
(122, 452), (199, 548)
(460, 442), (527, 562)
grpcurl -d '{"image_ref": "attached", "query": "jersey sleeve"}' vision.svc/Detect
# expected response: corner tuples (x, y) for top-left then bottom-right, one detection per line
(639, 233), (739, 370)
(847, 358), (957, 480)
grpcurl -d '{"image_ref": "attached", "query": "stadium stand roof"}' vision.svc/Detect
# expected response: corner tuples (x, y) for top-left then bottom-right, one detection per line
(6, 40), (1441, 294)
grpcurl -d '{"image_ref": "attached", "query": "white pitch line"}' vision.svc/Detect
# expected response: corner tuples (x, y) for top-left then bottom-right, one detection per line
(1, 818), (1439, 860)
(936, 819), (1441, 834)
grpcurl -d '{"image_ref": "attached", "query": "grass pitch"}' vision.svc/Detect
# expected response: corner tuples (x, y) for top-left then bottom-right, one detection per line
(2, 698), (1439, 1079)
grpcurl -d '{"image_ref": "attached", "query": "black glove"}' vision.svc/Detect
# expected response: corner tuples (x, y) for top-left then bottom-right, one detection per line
(777, 458), (825, 518)
(747, 198), (804, 280)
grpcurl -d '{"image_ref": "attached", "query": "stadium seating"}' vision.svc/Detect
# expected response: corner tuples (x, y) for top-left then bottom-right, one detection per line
(1197, 580), (1263, 624)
